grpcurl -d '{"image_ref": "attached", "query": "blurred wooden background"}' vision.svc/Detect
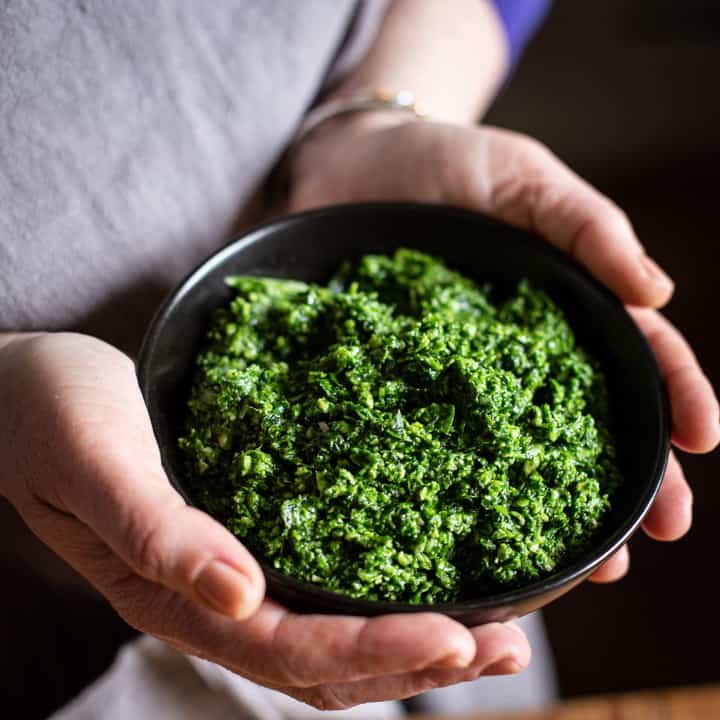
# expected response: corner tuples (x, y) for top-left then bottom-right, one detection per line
(2, 1), (719, 717)
(416, 685), (720, 719)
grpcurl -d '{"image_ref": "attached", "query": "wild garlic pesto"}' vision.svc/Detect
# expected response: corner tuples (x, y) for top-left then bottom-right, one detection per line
(179, 249), (621, 603)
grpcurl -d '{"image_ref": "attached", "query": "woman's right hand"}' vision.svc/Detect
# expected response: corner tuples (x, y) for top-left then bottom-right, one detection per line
(0, 331), (529, 710)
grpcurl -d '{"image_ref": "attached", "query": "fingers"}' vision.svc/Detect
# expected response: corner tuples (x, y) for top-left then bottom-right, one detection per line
(628, 307), (720, 453)
(161, 602), (478, 689)
(31, 501), (528, 706)
(47, 512), (481, 692)
(7, 336), (528, 706)
(291, 121), (673, 307)
(64, 431), (266, 621)
(477, 128), (674, 308)
(588, 544), (630, 583)
(641, 451), (692, 541)
(164, 603), (478, 688)
(245, 607), (478, 687)
(283, 622), (531, 710)
(12, 500), (269, 684)
(588, 453), (693, 578)
(290, 121), (672, 306)
(16, 333), (265, 620)
(33, 508), (484, 687)
(39, 506), (525, 702)
(589, 432), (695, 580)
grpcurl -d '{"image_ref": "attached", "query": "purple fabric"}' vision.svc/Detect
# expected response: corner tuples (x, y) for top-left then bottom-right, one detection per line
(491, 0), (552, 67)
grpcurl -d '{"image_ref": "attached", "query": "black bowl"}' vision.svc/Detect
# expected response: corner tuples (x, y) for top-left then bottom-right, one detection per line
(137, 202), (669, 626)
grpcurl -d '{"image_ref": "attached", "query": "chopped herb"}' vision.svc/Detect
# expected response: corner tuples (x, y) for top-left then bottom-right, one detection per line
(179, 249), (621, 603)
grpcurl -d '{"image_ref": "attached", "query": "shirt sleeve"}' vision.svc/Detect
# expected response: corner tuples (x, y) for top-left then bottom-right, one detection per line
(490, 0), (552, 68)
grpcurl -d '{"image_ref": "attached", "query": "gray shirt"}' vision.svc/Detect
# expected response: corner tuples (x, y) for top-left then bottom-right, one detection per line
(0, 0), (383, 354)
(0, 4), (559, 714)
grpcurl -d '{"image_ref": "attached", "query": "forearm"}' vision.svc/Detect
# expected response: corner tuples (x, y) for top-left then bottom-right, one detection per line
(329, 0), (508, 124)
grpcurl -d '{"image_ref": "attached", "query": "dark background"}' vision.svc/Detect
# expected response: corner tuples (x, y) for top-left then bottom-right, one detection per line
(486, 0), (720, 697)
(2, 1), (719, 716)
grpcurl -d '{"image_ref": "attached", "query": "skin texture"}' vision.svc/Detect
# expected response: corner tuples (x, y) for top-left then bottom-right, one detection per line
(325, 0), (508, 122)
(0, 122), (716, 709)
(0, 332), (529, 710)
(0, 0), (718, 710)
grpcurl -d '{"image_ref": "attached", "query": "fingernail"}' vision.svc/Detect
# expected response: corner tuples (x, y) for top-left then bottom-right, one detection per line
(640, 255), (674, 292)
(484, 656), (524, 675)
(194, 560), (251, 619)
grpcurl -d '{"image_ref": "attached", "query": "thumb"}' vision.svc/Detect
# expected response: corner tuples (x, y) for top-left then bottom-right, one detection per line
(24, 336), (266, 620)
(63, 421), (266, 621)
(478, 128), (675, 308)
(99, 483), (267, 621)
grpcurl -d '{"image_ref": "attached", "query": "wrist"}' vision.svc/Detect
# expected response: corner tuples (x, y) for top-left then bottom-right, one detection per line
(298, 106), (413, 154)
(286, 109), (415, 205)
(296, 88), (431, 145)
(325, 0), (508, 125)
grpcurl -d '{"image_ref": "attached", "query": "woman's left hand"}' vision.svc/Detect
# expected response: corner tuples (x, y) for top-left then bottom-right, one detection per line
(288, 116), (720, 581)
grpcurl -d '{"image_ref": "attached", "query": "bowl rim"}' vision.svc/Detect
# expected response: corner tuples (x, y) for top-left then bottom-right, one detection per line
(138, 201), (671, 612)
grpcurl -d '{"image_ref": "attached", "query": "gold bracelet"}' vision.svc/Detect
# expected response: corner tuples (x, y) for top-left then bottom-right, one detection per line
(294, 88), (431, 145)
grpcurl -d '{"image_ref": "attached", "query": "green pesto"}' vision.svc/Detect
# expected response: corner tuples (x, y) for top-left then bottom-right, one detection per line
(179, 249), (621, 603)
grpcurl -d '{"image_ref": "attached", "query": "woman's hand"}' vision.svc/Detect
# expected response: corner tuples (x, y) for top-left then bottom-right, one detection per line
(288, 116), (720, 581)
(0, 332), (530, 710)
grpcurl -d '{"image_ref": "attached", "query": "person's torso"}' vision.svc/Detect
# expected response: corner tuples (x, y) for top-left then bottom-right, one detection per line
(0, 0), (359, 353)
